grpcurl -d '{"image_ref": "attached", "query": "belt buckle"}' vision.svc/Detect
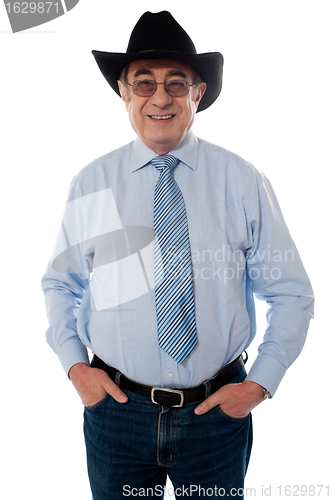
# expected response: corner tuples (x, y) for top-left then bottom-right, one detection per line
(151, 387), (184, 408)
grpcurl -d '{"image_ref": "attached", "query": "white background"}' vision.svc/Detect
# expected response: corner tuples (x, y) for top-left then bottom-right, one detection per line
(1, 1), (331, 498)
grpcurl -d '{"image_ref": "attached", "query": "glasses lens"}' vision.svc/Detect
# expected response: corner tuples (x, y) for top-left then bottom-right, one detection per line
(131, 80), (190, 97)
(133, 80), (156, 96)
(165, 80), (189, 96)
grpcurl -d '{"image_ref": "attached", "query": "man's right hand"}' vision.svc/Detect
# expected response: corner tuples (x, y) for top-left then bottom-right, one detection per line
(68, 362), (128, 407)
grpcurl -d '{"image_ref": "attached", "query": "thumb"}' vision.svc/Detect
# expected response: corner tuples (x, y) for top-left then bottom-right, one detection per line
(194, 391), (222, 415)
(101, 374), (128, 403)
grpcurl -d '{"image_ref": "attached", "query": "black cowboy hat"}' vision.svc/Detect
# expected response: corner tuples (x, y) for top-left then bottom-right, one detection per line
(92, 11), (223, 112)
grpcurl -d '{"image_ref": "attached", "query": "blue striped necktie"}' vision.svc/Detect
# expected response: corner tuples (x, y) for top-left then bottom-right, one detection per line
(152, 154), (198, 363)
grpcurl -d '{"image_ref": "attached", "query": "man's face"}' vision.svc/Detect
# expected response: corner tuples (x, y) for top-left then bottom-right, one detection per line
(118, 59), (206, 155)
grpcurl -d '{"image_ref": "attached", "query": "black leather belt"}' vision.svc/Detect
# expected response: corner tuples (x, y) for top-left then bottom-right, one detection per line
(93, 352), (247, 408)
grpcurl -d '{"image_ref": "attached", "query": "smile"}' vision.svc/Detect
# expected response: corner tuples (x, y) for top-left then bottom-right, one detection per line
(149, 115), (175, 120)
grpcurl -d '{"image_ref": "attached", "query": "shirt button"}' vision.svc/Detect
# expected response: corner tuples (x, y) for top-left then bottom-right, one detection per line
(168, 372), (173, 378)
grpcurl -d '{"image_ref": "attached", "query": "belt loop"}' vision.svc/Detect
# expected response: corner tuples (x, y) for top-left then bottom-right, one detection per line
(115, 370), (123, 387)
(204, 380), (211, 399)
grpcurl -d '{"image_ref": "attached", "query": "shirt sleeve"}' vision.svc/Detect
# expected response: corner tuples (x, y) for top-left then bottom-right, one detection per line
(245, 170), (314, 396)
(41, 177), (90, 376)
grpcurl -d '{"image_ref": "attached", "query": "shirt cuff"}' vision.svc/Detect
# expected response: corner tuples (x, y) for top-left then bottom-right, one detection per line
(246, 353), (287, 397)
(57, 338), (90, 377)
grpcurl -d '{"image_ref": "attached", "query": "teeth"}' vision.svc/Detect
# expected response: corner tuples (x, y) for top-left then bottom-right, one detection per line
(151, 115), (173, 120)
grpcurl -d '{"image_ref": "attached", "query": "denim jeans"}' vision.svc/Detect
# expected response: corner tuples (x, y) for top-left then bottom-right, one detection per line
(83, 368), (252, 500)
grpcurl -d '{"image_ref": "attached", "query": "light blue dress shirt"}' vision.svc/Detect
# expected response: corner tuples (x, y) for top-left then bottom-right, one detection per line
(41, 130), (314, 396)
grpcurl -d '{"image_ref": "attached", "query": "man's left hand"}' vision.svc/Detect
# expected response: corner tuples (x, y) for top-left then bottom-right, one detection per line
(194, 380), (266, 418)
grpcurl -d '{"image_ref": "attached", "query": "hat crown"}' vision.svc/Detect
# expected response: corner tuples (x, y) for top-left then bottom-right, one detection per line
(126, 11), (197, 55)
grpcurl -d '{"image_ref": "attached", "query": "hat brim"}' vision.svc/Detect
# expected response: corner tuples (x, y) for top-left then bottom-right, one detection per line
(92, 50), (223, 112)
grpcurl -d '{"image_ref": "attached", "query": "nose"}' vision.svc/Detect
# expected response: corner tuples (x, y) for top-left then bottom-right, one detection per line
(150, 83), (173, 108)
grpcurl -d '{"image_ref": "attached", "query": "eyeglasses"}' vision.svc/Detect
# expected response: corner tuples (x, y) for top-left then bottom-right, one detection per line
(126, 79), (196, 97)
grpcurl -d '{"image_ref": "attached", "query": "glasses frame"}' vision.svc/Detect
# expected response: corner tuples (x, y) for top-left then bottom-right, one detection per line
(126, 79), (197, 97)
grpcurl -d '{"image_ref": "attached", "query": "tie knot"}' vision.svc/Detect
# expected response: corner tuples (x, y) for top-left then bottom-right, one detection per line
(151, 155), (179, 172)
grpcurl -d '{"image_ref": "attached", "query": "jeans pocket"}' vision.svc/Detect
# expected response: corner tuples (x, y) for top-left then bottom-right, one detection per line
(85, 393), (111, 411)
(215, 405), (250, 422)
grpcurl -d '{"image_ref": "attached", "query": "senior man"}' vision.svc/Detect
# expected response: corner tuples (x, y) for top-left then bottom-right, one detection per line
(42, 11), (314, 500)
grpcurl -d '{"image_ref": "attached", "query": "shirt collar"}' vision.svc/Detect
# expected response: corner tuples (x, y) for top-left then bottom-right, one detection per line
(130, 129), (198, 173)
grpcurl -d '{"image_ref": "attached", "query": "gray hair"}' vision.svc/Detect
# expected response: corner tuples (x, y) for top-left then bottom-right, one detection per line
(119, 65), (129, 85)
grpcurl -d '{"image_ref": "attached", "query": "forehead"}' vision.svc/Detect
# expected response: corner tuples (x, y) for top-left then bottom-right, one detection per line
(126, 59), (194, 79)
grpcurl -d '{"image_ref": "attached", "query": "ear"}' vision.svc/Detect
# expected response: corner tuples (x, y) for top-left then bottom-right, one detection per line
(118, 80), (130, 111)
(194, 82), (207, 110)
